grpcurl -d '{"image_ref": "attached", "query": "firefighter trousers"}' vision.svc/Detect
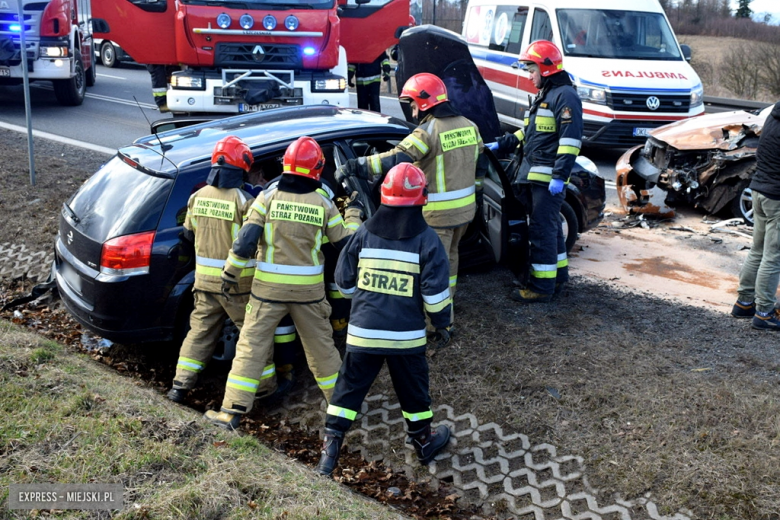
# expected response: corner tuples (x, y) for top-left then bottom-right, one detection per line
(527, 183), (569, 295)
(325, 351), (432, 434)
(356, 82), (381, 112)
(429, 224), (467, 328)
(173, 290), (248, 390)
(221, 298), (342, 415)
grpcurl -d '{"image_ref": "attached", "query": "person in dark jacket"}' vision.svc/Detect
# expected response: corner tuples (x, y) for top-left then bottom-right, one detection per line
(489, 40), (583, 303)
(348, 53), (391, 112)
(316, 163), (452, 477)
(732, 101), (780, 330)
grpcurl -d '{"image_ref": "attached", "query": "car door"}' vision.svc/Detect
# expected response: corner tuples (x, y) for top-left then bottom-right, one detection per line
(480, 150), (529, 276)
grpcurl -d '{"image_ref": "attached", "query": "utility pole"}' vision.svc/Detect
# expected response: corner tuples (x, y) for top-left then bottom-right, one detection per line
(17, 0), (36, 186)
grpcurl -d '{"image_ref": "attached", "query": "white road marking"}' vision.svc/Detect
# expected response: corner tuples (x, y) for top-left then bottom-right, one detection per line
(32, 83), (158, 109)
(605, 180), (616, 190)
(0, 121), (116, 156)
(96, 73), (126, 80)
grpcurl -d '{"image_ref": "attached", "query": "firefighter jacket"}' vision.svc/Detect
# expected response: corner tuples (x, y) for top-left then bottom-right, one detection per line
(348, 54), (391, 86)
(365, 103), (485, 228)
(224, 175), (362, 303)
(184, 165), (255, 295)
(516, 72), (582, 186)
(750, 101), (780, 199)
(335, 205), (452, 355)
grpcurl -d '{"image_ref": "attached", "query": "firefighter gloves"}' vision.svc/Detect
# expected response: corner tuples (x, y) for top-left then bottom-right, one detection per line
(548, 178), (565, 195)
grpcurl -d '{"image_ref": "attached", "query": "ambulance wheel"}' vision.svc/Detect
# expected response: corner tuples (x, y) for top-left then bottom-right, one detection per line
(561, 200), (578, 254)
(53, 49), (86, 106)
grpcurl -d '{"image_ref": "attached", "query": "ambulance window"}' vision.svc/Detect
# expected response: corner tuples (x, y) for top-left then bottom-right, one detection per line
(530, 8), (553, 43)
(504, 8), (529, 54)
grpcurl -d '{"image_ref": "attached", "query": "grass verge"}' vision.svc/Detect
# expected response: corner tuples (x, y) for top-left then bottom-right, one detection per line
(0, 320), (408, 519)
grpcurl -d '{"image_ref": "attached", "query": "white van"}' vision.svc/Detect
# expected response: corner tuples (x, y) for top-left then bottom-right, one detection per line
(463, 0), (704, 146)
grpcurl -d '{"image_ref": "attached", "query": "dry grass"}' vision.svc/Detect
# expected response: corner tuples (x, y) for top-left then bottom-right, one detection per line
(0, 321), (409, 519)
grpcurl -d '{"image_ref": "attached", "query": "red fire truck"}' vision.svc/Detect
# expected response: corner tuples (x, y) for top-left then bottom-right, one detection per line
(93, 0), (410, 114)
(0, 0), (96, 106)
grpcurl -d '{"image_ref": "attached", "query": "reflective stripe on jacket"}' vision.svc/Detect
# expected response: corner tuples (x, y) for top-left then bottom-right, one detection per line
(185, 186), (254, 294)
(368, 114), (484, 228)
(517, 82), (583, 186)
(335, 226), (451, 355)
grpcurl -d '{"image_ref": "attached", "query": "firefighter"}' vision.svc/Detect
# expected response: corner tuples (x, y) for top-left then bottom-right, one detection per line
(337, 72), (486, 331)
(167, 136), (256, 403)
(203, 136), (364, 430)
(488, 40), (582, 303)
(347, 53), (391, 112)
(147, 64), (177, 113)
(316, 163), (452, 477)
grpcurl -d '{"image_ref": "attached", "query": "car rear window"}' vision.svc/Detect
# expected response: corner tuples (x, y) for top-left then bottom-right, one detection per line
(67, 157), (173, 242)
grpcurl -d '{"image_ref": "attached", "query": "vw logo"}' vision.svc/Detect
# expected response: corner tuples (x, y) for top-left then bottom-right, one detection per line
(67, 230), (74, 245)
(252, 45), (265, 62)
(646, 96), (661, 111)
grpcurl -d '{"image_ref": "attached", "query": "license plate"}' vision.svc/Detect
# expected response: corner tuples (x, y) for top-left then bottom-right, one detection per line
(239, 103), (282, 113)
(633, 127), (652, 137)
(0, 67), (10, 77)
(60, 262), (82, 294)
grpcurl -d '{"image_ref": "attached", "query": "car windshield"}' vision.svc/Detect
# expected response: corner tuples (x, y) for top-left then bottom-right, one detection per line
(68, 157), (172, 242)
(557, 9), (682, 61)
(180, 0), (334, 8)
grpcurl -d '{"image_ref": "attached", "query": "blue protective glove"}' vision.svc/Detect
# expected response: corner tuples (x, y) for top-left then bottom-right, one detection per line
(486, 142), (499, 151)
(549, 178), (565, 195)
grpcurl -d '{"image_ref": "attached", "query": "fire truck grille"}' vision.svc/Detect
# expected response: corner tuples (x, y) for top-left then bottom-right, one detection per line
(215, 43), (301, 70)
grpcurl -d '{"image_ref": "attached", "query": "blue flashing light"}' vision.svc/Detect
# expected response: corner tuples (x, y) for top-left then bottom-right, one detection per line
(303, 47), (316, 56)
(10, 24), (21, 32)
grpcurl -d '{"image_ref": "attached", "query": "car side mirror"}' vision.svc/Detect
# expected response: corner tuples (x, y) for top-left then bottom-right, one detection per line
(680, 44), (692, 62)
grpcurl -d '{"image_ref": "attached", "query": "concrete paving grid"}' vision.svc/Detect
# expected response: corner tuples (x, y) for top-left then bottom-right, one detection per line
(1, 243), (692, 520)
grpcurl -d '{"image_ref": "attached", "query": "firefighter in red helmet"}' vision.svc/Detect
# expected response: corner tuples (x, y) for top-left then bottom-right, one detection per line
(204, 136), (364, 430)
(167, 135), (255, 403)
(490, 40), (583, 302)
(338, 72), (486, 336)
(317, 163), (452, 477)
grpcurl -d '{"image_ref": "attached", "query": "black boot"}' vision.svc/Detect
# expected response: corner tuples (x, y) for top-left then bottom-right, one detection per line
(408, 424), (451, 465)
(167, 386), (187, 403)
(316, 428), (344, 476)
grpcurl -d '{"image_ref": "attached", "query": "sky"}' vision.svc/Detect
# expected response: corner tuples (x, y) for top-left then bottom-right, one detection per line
(732, 0), (780, 24)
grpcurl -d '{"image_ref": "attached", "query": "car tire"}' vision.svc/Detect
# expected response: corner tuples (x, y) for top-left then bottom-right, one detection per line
(53, 49), (86, 106)
(560, 200), (578, 253)
(100, 41), (117, 68)
(730, 181), (754, 226)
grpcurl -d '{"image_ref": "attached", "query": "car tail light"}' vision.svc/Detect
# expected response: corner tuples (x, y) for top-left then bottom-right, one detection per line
(100, 231), (155, 276)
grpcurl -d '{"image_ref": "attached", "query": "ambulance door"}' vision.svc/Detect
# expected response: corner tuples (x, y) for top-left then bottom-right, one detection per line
(503, 6), (530, 123)
(340, 0), (408, 64)
(515, 6), (553, 113)
(92, 0), (177, 65)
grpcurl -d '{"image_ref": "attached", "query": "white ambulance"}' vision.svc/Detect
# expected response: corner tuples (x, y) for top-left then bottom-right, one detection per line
(463, 0), (704, 146)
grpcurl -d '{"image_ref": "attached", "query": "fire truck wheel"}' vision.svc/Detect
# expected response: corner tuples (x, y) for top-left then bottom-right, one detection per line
(100, 41), (117, 68)
(53, 49), (86, 106)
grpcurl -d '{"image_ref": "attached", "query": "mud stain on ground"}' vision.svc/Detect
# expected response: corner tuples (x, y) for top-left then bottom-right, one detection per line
(622, 256), (735, 290)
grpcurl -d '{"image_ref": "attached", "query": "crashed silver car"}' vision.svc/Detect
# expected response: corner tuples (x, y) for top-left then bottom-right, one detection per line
(616, 105), (773, 223)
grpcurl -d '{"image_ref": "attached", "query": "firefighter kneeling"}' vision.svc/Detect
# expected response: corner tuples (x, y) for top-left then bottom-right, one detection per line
(317, 163), (452, 477)
(204, 136), (364, 430)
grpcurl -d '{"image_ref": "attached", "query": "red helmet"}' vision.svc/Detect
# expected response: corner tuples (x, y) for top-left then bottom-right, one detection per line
(400, 73), (447, 111)
(283, 136), (324, 181)
(212, 135), (253, 172)
(381, 163), (427, 207)
(519, 40), (564, 77)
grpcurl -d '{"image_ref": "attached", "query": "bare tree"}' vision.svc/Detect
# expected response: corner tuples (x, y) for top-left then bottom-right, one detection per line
(758, 42), (780, 97)
(720, 42), (762, 99)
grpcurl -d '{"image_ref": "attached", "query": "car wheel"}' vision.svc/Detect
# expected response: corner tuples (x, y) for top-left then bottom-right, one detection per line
(560, 200), (579, 253)
(730, 181), (754, 226)
(52, 49), (85, 106)
(100, 41), (117, 68)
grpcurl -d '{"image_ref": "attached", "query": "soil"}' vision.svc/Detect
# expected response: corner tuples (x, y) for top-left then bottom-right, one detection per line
(2, 128), (780, 520)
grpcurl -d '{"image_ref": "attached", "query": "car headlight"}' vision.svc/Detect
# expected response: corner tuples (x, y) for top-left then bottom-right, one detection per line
(239, 14), (254, 30)
(576, 84), (607, 105)
(171, 74), (205, 90)
(41, 46), (69, 58)
(312, 77), (346, 92)
(690, 85), (703, 108)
